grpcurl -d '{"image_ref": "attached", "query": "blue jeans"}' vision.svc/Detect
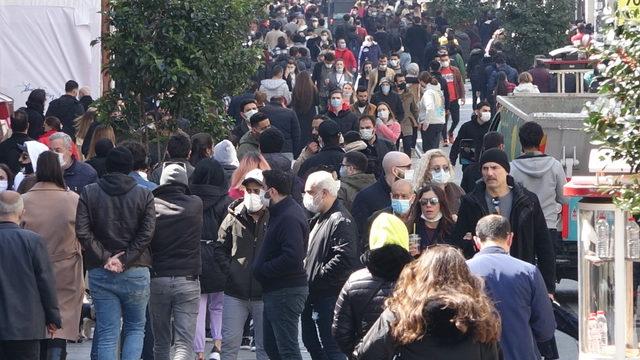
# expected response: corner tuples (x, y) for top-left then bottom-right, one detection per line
(89, 267), (150, 360)
(262, 286), (308, 360)
(301, 295), (346, 360)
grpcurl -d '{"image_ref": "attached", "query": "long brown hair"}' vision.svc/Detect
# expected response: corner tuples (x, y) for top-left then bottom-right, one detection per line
(74, 108), (97, 140)
(291, 71), (317, 114)
(87, 124), (116, 159)
(409, 183), (455, 235)
(386, 245), (501, 345)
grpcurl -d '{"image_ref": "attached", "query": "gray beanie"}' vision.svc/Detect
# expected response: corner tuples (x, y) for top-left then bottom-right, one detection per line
(406, 63), (419, 77)
(160, 163), (188, 186)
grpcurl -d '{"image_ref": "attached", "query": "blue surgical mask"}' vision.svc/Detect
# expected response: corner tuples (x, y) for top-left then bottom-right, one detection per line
(391, 199), (411, 215)
(339, 165), (349, 178)
(330, 98), (343, 108)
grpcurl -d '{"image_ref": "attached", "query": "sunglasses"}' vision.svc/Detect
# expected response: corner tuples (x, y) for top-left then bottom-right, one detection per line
(419, 197), (439, 206)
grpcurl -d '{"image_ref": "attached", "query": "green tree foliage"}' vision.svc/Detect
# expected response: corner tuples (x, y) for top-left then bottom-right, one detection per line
(428, 0), (494, 29)
(97, 0), (266, 142)
(585, 12), (640, 212)
(501, 0), (574, 71)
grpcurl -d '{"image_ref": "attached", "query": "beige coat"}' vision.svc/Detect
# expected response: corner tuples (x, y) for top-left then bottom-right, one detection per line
(22, 182), (84, 340)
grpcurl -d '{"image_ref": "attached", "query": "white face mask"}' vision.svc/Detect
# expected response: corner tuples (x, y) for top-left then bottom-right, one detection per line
(303, 192), (322, 213)
(57, 152), (66, 167)
(0, 180), (7, 192)
(343, 91), (353, 98)
(479, 111), (491, 123)
(259, 189), (270, 208)
(431, 169), (451, 183)
(421, 211), (443, 223)
(378, 110), (389, 120)
(336, 66), (344, 73)
(360, 128), (374, 141)
(244, 193), (264, 213)
(244, 109), (258, 121)
(389, 60), (399, 67)
(381, 85), (391, 94)
(440, 60), (450, 68)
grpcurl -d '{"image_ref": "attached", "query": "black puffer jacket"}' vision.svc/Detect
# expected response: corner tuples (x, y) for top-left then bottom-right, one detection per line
(332, 245), (412, 358)
(76, 173), (156, 269)
(191, 183), (232, 293)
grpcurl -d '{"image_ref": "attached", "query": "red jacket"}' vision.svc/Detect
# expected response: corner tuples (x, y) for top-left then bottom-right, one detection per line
(335, 48), (358, 73)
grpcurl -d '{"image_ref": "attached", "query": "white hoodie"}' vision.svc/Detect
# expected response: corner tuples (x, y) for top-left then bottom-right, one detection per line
(259, 78), (291, 104)
(513, 82), (540, 94)
(419, 84), (446, 125)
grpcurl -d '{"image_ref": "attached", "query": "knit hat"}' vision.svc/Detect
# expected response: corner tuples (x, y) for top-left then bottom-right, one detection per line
(479, 148), (510, 172)
(214, 140), (239, 167)
(105, 146), (134, 174)
(319, 119), (340, 138)
(160, 163), (188, 186)
(406, 63), (419, 76)
(369, 213), (409, 251)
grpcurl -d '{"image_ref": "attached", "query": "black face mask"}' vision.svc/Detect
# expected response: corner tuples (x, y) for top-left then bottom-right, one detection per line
(397, 83), (407, 90)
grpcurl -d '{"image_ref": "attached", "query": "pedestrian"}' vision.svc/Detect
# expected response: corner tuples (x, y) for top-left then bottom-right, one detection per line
(260, 66), (292, 105)
(260, 127), (292, 172)
(437, 49), (465, 145)
(231, 99), (259, 145)
(292, 115), (325, 175)
(0, 110), (33, 175)
(49, 132), (97, 193)
(120, 140), (158, 190)
(45, 80), (84, 139)
(372, 102), (401, 144)
(337, 151), (376, 211)
(213, 140), (240, 188)
(450, 149), (556, 293)
(253, 169), (309, 360)
(74, 108), (98, 158)
(312, 52), (336, 108)
(0, 164), (14, 191)
(351, 151), (412, 246)
(335, 38), (357, 74)
(301, 171), (358, 360)
(357, 115), (396, 176)
(290, 71), (319, 146)
(190, 159), (233, 360)
(513, 72), (540, 94)
(355, 245), (501, 360)
(86, 124), (116, 160)
(366, 56), (395, 95)
(260, 96), (302, 159)
(149, 163), (203, 360)
(24, 89), (47, 140)
(350, 88), (377, 118)
(37, 117), (63, 148)
(361, 179), (415, 245)
(528, 59), (553, 93)
(78, 86), (94, 112)
(189, 133), (215, 167)
(219, 169), (270, 360)
(85, 139), (114, 178)
(332, 213), (413, 358)
(460, 131), (504, 193)
(359, 36), (382, 69)
(149, 132), (195, 184)
(0, 191), (61, 360)
(413, 149), (465, 214)
(468, 48), (486, 108)
(21, 151), (83, 360)
(510, 121), (567, 244)
(324, 90), (359, 136)
(76, 146), (156, 360)
(407, 184), (456, 256)
(330, 59), (355, 90)
(468, 215), (556, 360)
(370, 77), (404, 123)
(394, 73), (419, 157)
(228, 152), (271, 200)
(13, 140), (48, 193)
(342, 83), (355, 105)
(297, 119), (345, 178)
(449, 101), (492, 169)
(417, 71), (446, 152)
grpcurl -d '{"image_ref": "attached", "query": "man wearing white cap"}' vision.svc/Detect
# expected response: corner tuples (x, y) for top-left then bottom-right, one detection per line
(219, 169), (270, 360)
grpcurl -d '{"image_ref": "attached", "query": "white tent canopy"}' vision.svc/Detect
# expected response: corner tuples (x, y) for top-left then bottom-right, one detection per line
(0, 0), (102, 111)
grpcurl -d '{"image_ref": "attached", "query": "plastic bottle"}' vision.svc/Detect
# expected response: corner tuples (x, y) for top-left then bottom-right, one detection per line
(596, 311), (608, 350)
(588, 313), (601, 353)
(626, 217), (640, 260)
(596, 215), (612, 259)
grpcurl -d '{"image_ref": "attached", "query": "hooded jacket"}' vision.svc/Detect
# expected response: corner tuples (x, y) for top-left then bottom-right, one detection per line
(219, 199), (269, 300)
(259, 78), (292, 104)
(338, 172), (377, 211)
(305, 200), (358, 297)
(150, 183), (203, 277)
(449, 176), (556, 292)
(191, 182), (232, 292)
(332, 245), (412, 358)
(237, 131), (260, 160)
(449, 115), (491, 166)
(510, 153), (567, 229)
(513, 82), (540, 94)
(76, 173), (156, 270)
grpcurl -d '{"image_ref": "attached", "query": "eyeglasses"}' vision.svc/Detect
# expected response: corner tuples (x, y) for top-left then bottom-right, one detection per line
(419, 197), (439, 206)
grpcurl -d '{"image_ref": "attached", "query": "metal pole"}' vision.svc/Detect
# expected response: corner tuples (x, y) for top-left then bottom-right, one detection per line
(614, 208), (626, 360)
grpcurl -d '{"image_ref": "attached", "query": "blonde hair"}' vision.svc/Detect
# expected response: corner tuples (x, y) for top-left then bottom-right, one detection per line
(386, 245), (501, 345)
(74, 107), (97, 140)
(518, 72), (533, 84)
(412, 149), (455, 189)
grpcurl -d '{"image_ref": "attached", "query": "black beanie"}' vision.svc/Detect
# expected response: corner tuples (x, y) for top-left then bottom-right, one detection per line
(106, 146), (134, 174)
(479, 148), (510, 172)
(95, 138), (114, 158)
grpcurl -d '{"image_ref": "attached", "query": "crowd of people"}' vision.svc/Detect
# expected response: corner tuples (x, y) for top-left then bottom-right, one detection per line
(0, 1), (578, 360)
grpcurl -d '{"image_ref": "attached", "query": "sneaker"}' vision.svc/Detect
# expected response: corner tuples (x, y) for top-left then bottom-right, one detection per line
(208, 351), (220, 360)
(250, 337), (256, 352)
(240, 336), (252, 350)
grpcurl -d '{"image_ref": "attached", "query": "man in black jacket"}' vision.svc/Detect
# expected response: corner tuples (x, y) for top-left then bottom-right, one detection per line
(460, 131), (504, 194)
(324, 90), (359, 136)
(260, 97), (302, 159)
(0, 110), (32, 174)
(301, 171), (358, 360)
(0, 191), (61, 359)
(253, 170), (309, 360)
(298, 120), (345, 178)
(45, 80), (84, 139)
(449, 102), (492, 169)
(149, 164), (203, 359)
(357, 115), (396, 176)
(449, 149), (556, 293)
(219, 169), (270, 360)
(76, 147), (156, 359)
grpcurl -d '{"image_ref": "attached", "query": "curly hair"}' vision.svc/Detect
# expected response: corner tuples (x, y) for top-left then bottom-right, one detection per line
(412, 149), (455, 190)
(386, 245), (501, 345)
